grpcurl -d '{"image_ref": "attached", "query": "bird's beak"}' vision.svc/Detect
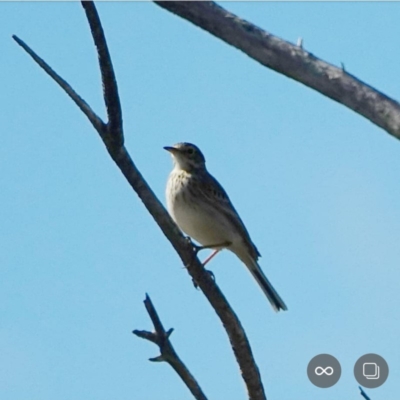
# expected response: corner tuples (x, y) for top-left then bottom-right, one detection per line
(163, 146), (179, 154)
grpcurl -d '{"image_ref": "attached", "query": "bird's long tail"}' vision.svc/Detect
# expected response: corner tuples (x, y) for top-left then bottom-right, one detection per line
(246, 259), (288, 312)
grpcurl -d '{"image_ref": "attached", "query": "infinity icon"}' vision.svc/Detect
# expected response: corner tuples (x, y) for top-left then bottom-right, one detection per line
(315, 366), (334, 376)
(308, 354), (341, 387)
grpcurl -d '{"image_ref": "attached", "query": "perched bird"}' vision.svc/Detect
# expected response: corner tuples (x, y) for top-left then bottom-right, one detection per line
(164, 142), (287, 312)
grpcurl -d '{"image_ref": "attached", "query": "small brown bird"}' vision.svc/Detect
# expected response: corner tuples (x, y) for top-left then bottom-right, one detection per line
(164, 142), (287, 312)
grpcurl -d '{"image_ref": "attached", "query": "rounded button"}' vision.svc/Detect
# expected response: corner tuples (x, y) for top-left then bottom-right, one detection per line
(354, 354), (389, 388)
(307, 354), (341, 388)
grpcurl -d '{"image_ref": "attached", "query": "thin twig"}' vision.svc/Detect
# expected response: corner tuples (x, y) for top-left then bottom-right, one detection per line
(133, 294), (208, 400)
(13, 2), (267, 400)
(154, 1), (400, 140)
(359, 386), (371, 400)
(12, 35), (106, 135)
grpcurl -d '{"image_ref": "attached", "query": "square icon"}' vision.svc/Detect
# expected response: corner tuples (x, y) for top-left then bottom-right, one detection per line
(354, 354), (388, 388)
(363, 363), (380, 379)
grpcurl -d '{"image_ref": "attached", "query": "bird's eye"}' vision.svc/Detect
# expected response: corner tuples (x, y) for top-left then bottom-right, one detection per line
(187, 148), (194, 155)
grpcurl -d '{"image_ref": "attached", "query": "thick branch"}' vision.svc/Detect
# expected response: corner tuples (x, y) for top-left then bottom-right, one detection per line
(13, 2), (266, 399)
(133, 294), (208, 400)
(155, 1), (400, 140)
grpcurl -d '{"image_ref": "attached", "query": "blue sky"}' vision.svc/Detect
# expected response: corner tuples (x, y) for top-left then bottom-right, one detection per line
(1, 2), (399, 399)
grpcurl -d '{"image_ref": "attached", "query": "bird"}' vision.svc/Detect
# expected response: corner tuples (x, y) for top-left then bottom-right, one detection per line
(164, 142), (287, 312)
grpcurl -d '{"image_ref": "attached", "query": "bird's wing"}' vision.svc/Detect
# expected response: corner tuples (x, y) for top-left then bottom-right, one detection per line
(193, 172), (261, 259)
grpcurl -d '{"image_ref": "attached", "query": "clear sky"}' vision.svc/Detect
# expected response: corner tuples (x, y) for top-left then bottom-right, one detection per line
(1, 2), (399, 400)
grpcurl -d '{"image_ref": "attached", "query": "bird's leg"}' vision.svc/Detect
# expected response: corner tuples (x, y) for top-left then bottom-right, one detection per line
(185, 237), (231, 262)
(197, 244), (230, 284)
(197, 241), (231, 269)
(201, 249), (220, 267)
(184, 237), (231, 289)
(190, 251), (218, 288)
(191, 240), (231, 267)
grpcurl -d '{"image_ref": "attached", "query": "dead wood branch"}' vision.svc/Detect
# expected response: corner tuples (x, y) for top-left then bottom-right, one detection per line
(133, 294), (208, 400)
(13, 2), (266, 399)
(155, 1), (400, 140)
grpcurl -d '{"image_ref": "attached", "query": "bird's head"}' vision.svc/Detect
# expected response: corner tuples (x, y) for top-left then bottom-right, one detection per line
(164, 142), (206, 171)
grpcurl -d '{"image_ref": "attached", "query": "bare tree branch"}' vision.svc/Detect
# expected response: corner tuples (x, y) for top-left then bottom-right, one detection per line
(12, 35), (106, 135)
(13, 2), (266, 399)
(359, 386), (371, 400)
(133, 294), (208, 400)
(154, 1), (400, 140)
(82, 1), (123, 146)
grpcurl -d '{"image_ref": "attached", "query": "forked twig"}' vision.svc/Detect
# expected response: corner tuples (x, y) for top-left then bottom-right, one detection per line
(133, 295), (208, 400)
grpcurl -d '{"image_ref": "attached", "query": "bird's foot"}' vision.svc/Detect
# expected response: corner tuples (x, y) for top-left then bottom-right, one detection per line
(184, 238), (231, 284)
(185, 238), (232, 269)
